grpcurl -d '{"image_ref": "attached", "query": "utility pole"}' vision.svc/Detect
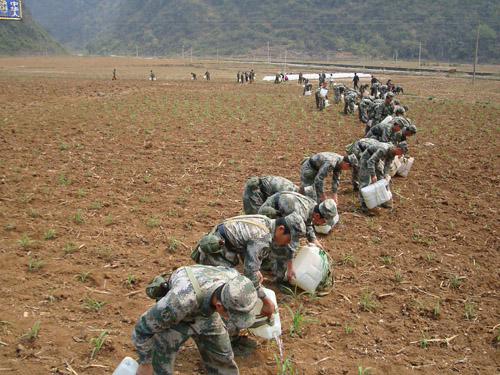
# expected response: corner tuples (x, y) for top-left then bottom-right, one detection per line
(473, 25), (480, 84)
(216, 48), (219, 63)
(418, 41), (422, 68)
(190, 47), (193, 63)
(267, 41), (270, 64)
(395, 49), (398, 64)
(136, 45), (139, 57)
(182, 44), (184, 59)
(284, 49), (287, 73)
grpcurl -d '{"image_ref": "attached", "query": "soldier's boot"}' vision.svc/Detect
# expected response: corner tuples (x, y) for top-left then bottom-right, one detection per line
(360, 202), (376, 217)
(231, 336), (257, 357)
(380, 199), (393, 209)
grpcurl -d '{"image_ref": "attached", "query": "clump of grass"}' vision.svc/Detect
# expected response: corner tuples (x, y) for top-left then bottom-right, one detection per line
(64, 242), (78, 255)
(59, 143), (69, 151)
(28, 258), (44, 272)
(18, 234), (33, 249)
(345, 325), (354, 334)
(448, 275), (463, 289)
(286, 305), (316, 337)
(83, 297), (106, 312)
(75, 272), (91, 283)
(28, 209), (40, 218)
(73, 210), (84, 224)
(275, 355), (297, 375)
(394, 270), (403, 283)
(340, 253), (356, 267)
(146, 216), (160, 228)
(104, 215), (114, 226)
(359, 291), (377, 312)
(97, 247), (113, 262)
(420, 337), (429, 349)
(464, 301), (476, 320)
(90, 201), (103, 210)
(167, 237), (179, 252)
(358, 366), (372, 375)
(90, 331), (108, 359)
(433, 300), (441, 319)
(124, 275), (137, 289)
(380, 255), (393, 266)
(21, 321), (41, 341)
(77, 188), (87, 198)
(58, 174), (72, 186)
(424, 252), (436, 262)
(44, 229), (56, 240)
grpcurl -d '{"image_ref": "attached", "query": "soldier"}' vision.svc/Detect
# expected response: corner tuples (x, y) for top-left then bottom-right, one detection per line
(298, 72), (303, 84)
(344, 89), (359, 115)
(149, 70), (156, 81)
(346, 137), (381, 191)
(242, 175), (298, 214)
(191, 72), (197, 80)
(333, 84), (346, 105)
(315, 81), (328, 111)
(299, 152), (358, 203)
(112, 68), (117, 80)
(258, 192), (338, 249)
(205, 71), (211, 80)
(303, 79), (313, 95)
(133, 265), (258, 375)
(379, 85), (389, 98)
(371, 91), (395, 128)
(370, 75), (380, 97)
(353, 72), (360, 90)
(358, 95), (374, 124)
(358, 141), (408, 213)
(366, 117), (405, 144)
(249, 69), (255, 83)
(400, 121), (417, 142)
(237, 71), (241, 83)
(193, 213), (306, 298)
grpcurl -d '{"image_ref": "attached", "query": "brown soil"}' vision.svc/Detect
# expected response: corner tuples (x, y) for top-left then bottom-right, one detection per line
(0, 57), (499, 375)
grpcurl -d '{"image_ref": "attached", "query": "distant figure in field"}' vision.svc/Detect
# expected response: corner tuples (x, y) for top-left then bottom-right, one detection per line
(112, 69), (117, 80)
(298, 72), (303, 84)
(237, 71), (241, 83)
(204, 71), (211, 80)
(149, 70), (156, 81)
(191, 72), (197, 80)
(249, 69), (255, 83)
(353, 72), (360, 90)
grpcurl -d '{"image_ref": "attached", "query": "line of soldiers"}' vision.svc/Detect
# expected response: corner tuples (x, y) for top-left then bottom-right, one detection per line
(237, 70), (256, 84)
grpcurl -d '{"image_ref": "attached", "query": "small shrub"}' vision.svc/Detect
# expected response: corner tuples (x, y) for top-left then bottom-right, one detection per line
(18, 234), (33, 249)
(64, 242), (78, 255)
(146, 216), (160, 228)
(464, 301), (476, 320)
(73, 210), (85, 224)
(83, 297), (106, 312)
(28, 258), (44, 272)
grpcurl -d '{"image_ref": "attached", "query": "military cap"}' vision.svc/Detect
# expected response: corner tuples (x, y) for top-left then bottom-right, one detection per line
(259, 206), (279, 219)
(318, 199), (337, 220)
(346, 154), (359, 168)
(386, 92), (395, 98)
(404, 123), (417, 134)
(394, 105), (406, 116)
(284, 212), (306, 243)
(199, 234), (223, 254)
(221, 275), (258, 329)
(246, 177), (260, 188)
(396, 141), (409, 154)
(303, 186), (315, 200)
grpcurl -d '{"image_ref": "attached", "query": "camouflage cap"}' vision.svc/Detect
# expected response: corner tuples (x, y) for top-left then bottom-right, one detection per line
(394, 105), (406, 116)
(397, 141), (409, 154)
(246, 177), (260, 189)
(386, 92), (395, 98)
(319, 199), (337, 221)
(393, 99), (401, 106)
(393, 116), (409, 127)
(346, 154), (359, 168)
(221, 275), (258, 329)
(284, 212), (306, 242)
(199, 234), (223, 254)
(303, 186), (315, 200)
(404, 123), (417, 134)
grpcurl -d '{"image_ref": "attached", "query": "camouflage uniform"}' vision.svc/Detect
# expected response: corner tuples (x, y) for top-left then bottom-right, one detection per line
(347, 138), (381, 190)
(372, 101), (394, 127)
(379, 85), (389, 98)
(358, 143), (395, 210)
(344, 89), (358, 115)
(366, 121), (400, 144)
(242, 176), (298, 214)
(196, 214), (305, 295)
(132, 265), (257, 375)
(333, 84), (345, 104)
(358, 97), (374, 123)
(300, 152), (344, 203)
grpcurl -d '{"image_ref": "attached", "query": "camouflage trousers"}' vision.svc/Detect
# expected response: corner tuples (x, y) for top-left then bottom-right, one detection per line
(242, 187), (265, 215)
(344, 98), (356, 114)
(150, 322), (238, 375)
(299, 161), (319, 202)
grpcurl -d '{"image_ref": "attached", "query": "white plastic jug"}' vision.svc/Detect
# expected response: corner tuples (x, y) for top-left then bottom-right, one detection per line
(112, 357), (139, 375)
(361, 179), (392, 209)
(304, 90), (312, 96)
(397, 157), (414, 178)
(291, 245), (327, 293)
(249, 287), (281, 339)
(389, 156), (402, 177)
(320, 88), (328, 98)
(379, 115), (393, 125)
(314, 213), (339, 234)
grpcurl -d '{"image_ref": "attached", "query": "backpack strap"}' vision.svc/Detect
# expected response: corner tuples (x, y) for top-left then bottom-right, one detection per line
(223, 218), (269, 232)
(185, 267), (203, 306)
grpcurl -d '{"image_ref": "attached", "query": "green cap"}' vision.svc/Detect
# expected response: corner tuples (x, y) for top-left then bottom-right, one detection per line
(199, 234), (223, 254)
(284, 212), (306, 243)
(319, 199), (337, 221)
(221, 275), (258, 329)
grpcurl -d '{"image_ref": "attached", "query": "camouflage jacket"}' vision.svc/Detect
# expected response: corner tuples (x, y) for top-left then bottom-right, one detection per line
(259, 176), (298, 197)
(308, 152), (344, 195)
(366, 122), (398, 144)
(373, 102), (394, 124)
(360, 143), (394, 177)
(132, 265), (241, 364)
(220, 215), (276, 298)
(350, 138), (383, 159)
(259, 192), (317, 245)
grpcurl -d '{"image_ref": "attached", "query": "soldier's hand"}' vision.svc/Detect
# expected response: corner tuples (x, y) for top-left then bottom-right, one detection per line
(332, 193), (338, 204)
(371, 176), (378, 184)
(286, 260), (296, 281)
(314, 239), (324, 249)
(136, 364), (153, 375)
(261, 297), (276, 318)
(256, 271), (264, 284)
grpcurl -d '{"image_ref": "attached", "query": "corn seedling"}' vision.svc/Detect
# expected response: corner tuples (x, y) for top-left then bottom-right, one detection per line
(448, 275), (463, 289)
(64, 242), (78, 255)
(58, 174), (72, 186)
(359, 291), (377, 312)
(125, 274), (137, 288)
(18, 234), (33, 249)
(380, 255), (393, 266)
(75, 271), (91, 283)
(104, 215), (114, 226)
(77, 188), (87, 198)
(59, 143), (69, 151)
(275, 355), (297, 375)
(21, 321), (41, 341)
(90, 331), (108, 359)
(167, 237), (179, 252)
(146, 216), (160, 228)
(286, 305), (316, 337)
(28, 258), (44, 272)
(358, 366), (372, 375)
(433, 300), (441, 319)
(394, 270), (403, 283)
(44, 229), (56, 240)
(340, 253), (356, 267)
(90, 201), (103, 210)
(345, 325), (354, 334)
(464, 301), (476, 320)
(28, 209), (40, 218)
(97, 247), (113, 262)
(420, 337), (429, 349)
(73, 210), (84, 224)
(83, 297), (106, 312)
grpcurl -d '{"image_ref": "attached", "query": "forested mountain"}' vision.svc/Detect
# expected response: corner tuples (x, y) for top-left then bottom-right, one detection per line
(27, 0), (500, 62)
(0, 4), (65, 55)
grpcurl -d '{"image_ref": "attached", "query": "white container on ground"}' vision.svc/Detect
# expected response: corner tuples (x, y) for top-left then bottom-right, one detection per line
(249, 287), (281, 339)
(397, 157), (415, 178)
(389, 156), (402, 177)
(304, 90), (312, 96)
(112, 357), (139, 375)
(320, 88), (328, 98)
(361, 179), (392, 209)
(314, 213), (339, 234)
(324, 99), (330, 107)
(291, 245), (327, 293)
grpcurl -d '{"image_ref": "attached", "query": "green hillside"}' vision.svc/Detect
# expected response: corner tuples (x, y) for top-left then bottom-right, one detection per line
(0, 4), (65, 55)
(28, 0), (500, 62)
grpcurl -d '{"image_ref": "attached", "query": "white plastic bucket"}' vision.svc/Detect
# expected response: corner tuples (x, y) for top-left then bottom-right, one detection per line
(324, 99), (330, 107)
(249, 287), (281, 339)
(291, 245), (328, 293)
(379, 115), (393, 125)
(389, 156), (402, 177)
(320, 88), (328, 98)
(397, 157), (414, 178)
(361, 179), (392, 209)
(112, 357), (139, 375)
(304, 91), (312, 96)
(314, 213), (339, 234)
